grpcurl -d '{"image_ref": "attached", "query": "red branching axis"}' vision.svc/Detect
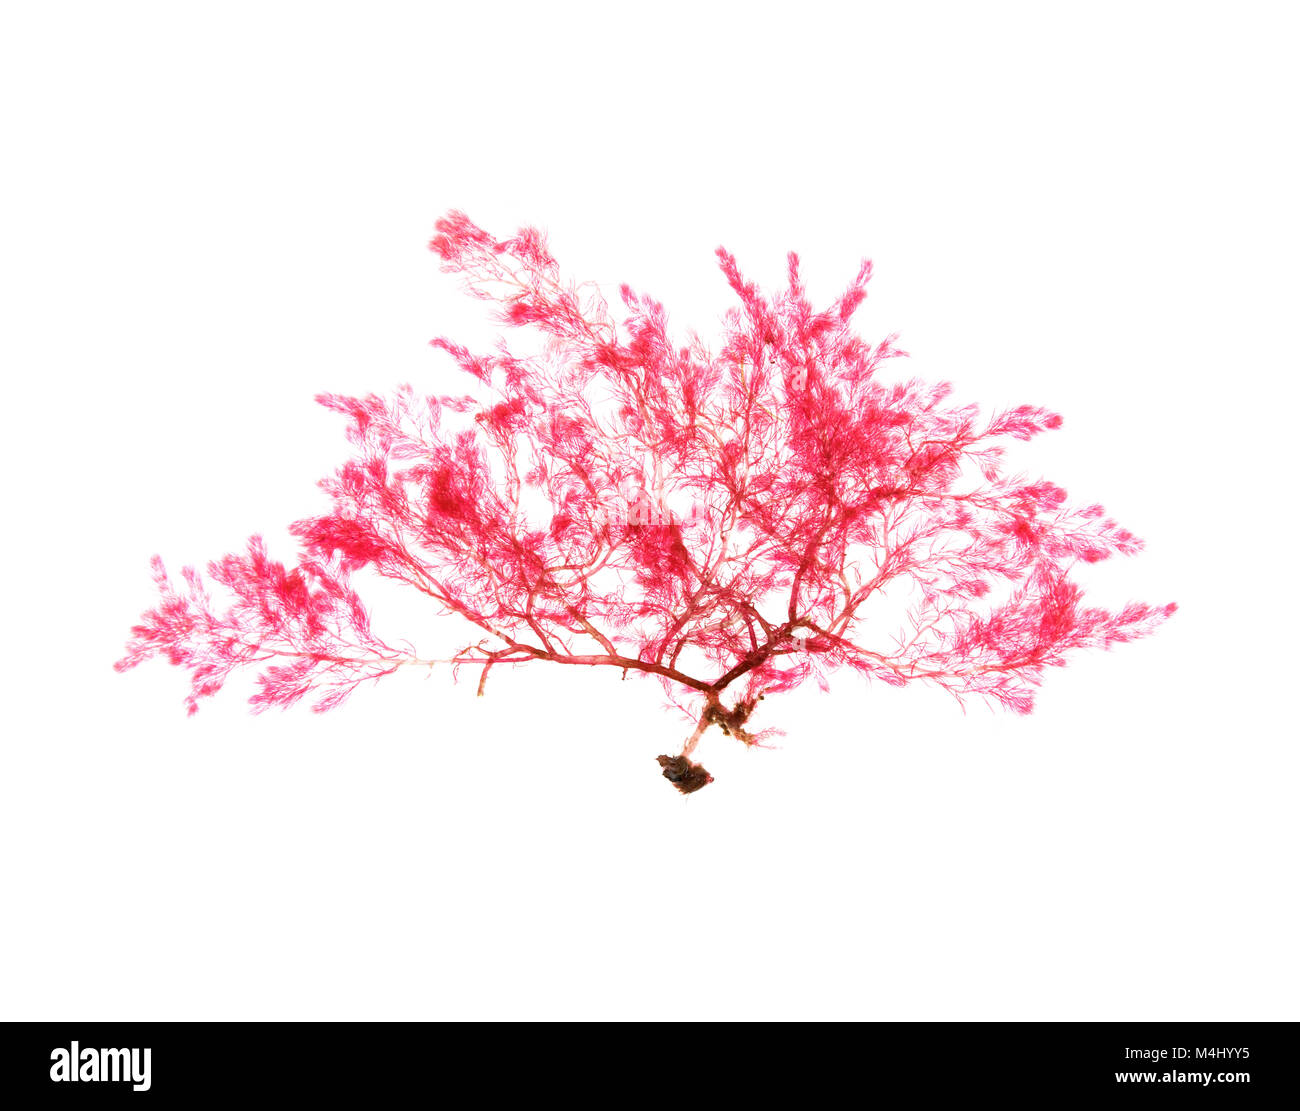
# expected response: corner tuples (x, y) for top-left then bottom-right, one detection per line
(118, 212), (1175, 792)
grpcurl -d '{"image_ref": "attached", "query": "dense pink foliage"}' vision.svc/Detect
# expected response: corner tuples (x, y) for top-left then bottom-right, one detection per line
(119, 212), (1174, 789)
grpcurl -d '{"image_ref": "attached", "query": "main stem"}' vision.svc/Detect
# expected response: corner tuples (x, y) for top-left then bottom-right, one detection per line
(681, 694), (720, 760)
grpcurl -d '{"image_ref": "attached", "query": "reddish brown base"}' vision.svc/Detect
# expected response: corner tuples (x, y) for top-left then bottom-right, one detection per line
(657, 754), (713, 794)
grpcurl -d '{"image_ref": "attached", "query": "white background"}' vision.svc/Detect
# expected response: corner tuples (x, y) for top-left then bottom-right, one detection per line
(2, 1), (1297, 1020)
